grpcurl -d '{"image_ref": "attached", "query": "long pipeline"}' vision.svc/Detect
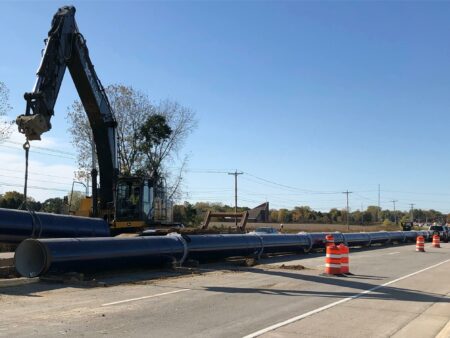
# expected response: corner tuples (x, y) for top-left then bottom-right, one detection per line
(15, 231), (429, 278)
(0, 208), (110, 243)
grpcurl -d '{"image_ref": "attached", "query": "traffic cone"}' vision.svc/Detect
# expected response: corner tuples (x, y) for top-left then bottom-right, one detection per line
(338, 243), (350, 274)
(432, 234), (441, 248)
(324, 244), (341, 275)
(416, 235), (425, 252)
(325, 234), (334, 247)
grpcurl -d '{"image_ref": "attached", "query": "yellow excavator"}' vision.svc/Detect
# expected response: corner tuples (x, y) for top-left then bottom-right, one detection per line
(16, 6), (173, 233)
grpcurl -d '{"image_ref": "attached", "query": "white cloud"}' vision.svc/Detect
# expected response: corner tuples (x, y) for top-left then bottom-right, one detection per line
(0, 130), (80, 202)
(6, 128), (74, 153)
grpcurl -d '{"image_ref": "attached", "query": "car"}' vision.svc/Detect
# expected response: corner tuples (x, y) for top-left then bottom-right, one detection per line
(250, 227), (279, 234)
(401, 222), (413, 231)
(428, 224), (449, 243)
(443, 225), (449, 241)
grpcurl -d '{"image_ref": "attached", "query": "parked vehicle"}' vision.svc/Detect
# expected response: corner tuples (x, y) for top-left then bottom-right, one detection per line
(401, 222), (413, 231)
(428, 224), (449, 243)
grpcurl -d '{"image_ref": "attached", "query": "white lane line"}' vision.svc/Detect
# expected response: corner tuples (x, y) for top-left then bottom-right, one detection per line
(387, 252), (401, 255)
(102, 288), (190, 306)
(243, 258), (450, 338)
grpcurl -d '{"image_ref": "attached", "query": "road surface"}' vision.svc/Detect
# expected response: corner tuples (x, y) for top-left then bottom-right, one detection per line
(0, 243), (449, 337)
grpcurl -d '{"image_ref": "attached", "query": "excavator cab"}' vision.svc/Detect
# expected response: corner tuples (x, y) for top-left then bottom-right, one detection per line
(113, 177), (153, 229)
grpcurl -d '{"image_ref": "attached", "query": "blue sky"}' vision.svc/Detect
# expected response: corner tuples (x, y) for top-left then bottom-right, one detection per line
(1, 1), (450, 213)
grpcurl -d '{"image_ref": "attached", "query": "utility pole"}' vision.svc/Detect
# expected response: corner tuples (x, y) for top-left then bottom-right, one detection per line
(378, 184), (381, 222)
(409, 203), (415, 222)
(228, 170), (243, 226)
(342, 190), (353, 231)
(391, 200), (398, 224)
(361, 203), (364, 225)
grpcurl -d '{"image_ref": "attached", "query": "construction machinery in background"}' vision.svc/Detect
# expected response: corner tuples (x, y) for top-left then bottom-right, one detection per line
(16, 6), (173, 233)
(201, 211), (249, 230)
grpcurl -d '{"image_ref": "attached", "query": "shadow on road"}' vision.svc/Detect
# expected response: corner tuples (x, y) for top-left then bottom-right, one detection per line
(203, 266), (449, 303)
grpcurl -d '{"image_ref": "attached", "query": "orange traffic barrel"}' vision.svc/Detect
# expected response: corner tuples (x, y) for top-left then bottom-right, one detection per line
(432, 234), (441, 248)
(416, 235), (425, 252)
(325, 234), (334, 247)
(338, 243), (350, 274)
(325, 244), (341, 275)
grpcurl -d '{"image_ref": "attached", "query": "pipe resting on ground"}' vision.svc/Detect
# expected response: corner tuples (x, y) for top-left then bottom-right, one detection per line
(14, 231), (429, 278)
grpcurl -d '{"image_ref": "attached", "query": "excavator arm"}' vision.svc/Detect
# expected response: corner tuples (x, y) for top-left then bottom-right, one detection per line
(16, 6), (118, 210)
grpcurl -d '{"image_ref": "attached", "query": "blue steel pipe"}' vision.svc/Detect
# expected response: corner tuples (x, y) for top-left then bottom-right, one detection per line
(0, 208), (110, 243)
(342, 233), (371, 247)
(15, 236), (185, 277)
(15, 231), (426, 278)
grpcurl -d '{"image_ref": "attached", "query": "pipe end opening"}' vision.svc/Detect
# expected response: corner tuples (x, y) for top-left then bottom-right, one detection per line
(15, 240), (46, 278)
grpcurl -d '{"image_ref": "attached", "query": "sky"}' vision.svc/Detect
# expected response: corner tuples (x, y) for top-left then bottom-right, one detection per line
(1, 1), (450, 213)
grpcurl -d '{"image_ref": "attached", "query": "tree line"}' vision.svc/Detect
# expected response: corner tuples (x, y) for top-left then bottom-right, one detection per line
(1, 192), (448, 227)
(173, 202), (450, 227)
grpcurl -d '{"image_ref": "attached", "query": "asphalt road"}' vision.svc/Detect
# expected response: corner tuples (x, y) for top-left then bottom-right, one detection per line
(0, 243), (449, 337)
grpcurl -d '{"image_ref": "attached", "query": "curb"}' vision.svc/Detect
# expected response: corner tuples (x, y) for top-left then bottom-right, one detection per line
(436, 319), (450, 338)
(0, 278), (39, 288)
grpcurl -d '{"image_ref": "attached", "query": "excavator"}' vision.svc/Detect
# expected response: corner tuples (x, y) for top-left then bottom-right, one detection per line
(16, 6), (173, 233)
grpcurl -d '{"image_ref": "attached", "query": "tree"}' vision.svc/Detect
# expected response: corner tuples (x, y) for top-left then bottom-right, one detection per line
(293, 206), (315, 223)
(269, 210), (278, 222)
(173, 201), (197, 226)
(67, 84), (196, 200)
(136, 114), (172, 181)
(0, 191), (40, 210)
(137, 99), (196, 200)
(328, 208), (342, 223)
(366, 206), (381, 223)
(277, 209), (292, 223)
(42, 198), (65, 214)
(0, 81), (12, 142)
(0, 191), (24, 209)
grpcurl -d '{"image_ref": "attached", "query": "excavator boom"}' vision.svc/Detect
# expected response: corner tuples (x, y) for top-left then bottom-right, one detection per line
(16, 6), (118, 210)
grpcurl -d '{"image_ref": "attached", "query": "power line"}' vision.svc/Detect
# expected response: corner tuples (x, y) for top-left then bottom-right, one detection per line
(0, 181), (71, 193)
(4, 140), (75, 156)
(243, 171), (342, 194)
(0, 168), (74, 180)
(0, 173), (72, 186)
(0, 144), (75, 160)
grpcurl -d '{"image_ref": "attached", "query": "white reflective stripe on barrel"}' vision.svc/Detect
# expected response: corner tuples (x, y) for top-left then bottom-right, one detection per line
(325, 263), (341, 268)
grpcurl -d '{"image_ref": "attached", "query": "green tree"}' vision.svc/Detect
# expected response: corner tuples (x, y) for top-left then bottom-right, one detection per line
(67, 84), (197, 202)
(42, 198), (65, 214)
(0, 191), (24, 209)
(173, 201), (197, 226)
(328, 208), (342, 223)
(366, 206), (381, 223)
(0, 191), (40, 210)
(136, 114), (172, 179)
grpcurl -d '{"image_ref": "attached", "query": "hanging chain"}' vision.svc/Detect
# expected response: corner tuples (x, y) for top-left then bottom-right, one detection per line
(23, 139), (30, 206)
